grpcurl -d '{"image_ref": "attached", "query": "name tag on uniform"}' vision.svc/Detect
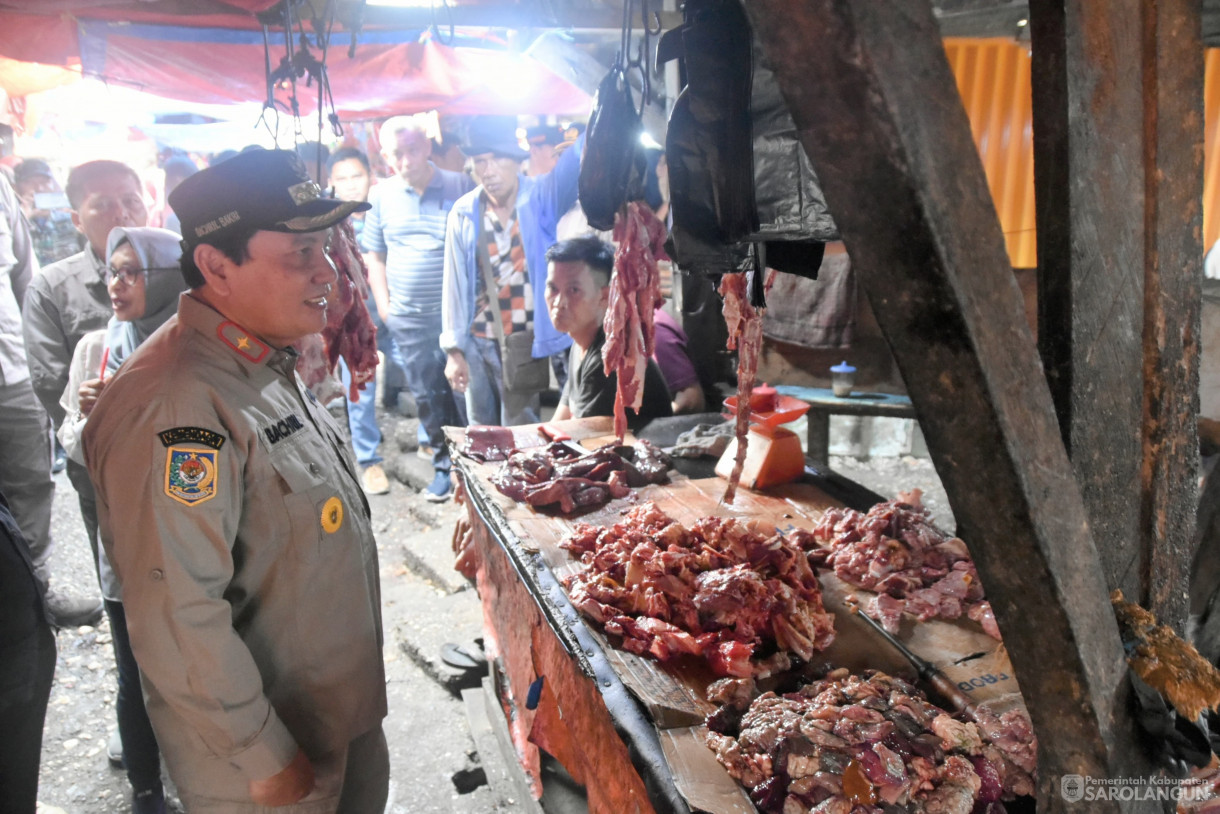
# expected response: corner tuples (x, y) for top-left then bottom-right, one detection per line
(261, 413), (305, 446)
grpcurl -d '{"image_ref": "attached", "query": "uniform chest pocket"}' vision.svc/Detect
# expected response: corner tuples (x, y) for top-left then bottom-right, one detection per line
(268, 442), (349, 559)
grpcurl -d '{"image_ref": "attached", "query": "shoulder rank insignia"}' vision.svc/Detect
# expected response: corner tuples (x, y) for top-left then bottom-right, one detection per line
(217, 321), (269, 363)
(165, 447), (219, 506)
(158, 427), (225, 450)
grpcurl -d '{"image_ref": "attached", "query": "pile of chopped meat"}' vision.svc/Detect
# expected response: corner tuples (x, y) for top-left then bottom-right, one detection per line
(490, 441), (671, 514)
(719, 270), (773, 504)
(705, 669), (1033, 813)
(807, 492), (1000, 640)
(295, 220), (379, 400)
(560, 503), (835, 676)
(603, 201), (667, 442)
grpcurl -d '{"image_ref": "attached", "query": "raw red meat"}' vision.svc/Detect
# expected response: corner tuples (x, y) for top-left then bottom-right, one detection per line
(603, 202), (667, 442)
(294, 220), (379, 401)
(560, 503), (835, 676)
(489, 441), (671, 514)
(705, 669), (1034, 813)
(718, 270), (773, 504)
(458, 425), (517, 462)
(806, 491), (999, 639)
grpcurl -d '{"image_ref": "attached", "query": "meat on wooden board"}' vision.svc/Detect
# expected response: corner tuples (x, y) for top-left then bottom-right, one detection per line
(705, 668), (1035, 813)
(489, 440), (672, 514)
(806, 490), (1001, 640)
(560, 502), (836, 677)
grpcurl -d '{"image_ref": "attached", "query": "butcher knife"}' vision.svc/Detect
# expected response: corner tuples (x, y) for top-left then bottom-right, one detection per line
(851, 606), (978, 718)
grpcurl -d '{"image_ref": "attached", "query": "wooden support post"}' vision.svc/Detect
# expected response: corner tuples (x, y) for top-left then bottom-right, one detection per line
(1140, 0), (1202, 631)
(1030, 0), (1201, 630)
(743, 1), (1138, 805)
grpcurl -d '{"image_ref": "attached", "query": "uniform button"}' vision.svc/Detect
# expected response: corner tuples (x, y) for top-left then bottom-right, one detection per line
(150, 569), (164, 581)
(309, 463), (321, 476)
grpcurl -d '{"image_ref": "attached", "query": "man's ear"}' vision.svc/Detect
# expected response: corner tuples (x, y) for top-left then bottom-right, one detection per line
(70, 209), (83, 234)
(194, 244), (233, 296)
(598, 284), (611, 309)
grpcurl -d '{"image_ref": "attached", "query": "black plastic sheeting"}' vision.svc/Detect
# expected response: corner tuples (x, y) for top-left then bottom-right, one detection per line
(458, 459), (693, 814)
(660, 0), (839, 282)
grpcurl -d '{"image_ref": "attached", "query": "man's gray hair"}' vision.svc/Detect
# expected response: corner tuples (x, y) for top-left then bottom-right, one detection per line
(378, 116), (431, 150)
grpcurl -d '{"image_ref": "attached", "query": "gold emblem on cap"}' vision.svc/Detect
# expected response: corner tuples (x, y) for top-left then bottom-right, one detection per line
(321, 496), (343, 533)
(288, 180), (322, 206)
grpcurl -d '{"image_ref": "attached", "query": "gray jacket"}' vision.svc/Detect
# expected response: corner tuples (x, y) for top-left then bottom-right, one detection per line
(22, 248), (111, 426)
(0, 173), (37, 387)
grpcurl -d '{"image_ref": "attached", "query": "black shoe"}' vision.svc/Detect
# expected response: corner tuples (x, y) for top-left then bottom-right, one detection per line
(132, 787), (166, 814)
(44, 588), (104, 628)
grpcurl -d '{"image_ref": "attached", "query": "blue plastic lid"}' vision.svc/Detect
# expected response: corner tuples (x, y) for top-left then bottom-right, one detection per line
(830, 361), (856, 373)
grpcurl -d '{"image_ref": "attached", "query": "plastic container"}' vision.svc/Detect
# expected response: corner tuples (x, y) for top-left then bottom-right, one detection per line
(749, 384), (778, 412)
(830, 361), (857, 398)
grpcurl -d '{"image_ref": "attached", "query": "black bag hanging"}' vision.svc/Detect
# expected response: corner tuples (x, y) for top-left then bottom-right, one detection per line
(660, 0), (839, 281)
(578, 65), (643, 231)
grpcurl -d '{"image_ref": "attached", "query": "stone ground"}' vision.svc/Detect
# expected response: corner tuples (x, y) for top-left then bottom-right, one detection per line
(32, 398), (949, 813)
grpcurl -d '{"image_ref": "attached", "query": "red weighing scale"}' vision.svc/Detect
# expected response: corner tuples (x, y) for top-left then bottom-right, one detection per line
(715, 385), (811, 489)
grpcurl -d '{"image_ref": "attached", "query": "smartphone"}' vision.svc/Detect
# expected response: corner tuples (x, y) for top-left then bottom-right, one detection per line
(33, 191), (70, 210)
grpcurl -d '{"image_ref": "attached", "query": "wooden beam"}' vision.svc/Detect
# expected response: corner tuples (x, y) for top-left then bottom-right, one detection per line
(1030, 0), (1202, 631)
(1030, 0), (1147, 610)
(1141, 0), (1203, 632)
(361, 4), (683, 35)
(742, 0), (1138, 805)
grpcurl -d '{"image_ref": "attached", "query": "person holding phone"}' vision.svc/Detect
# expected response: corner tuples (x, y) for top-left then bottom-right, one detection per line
(13, 159), (81, 267)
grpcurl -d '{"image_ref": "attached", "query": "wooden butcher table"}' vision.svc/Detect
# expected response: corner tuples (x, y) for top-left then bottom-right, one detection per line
(445, 417), (1025, 814)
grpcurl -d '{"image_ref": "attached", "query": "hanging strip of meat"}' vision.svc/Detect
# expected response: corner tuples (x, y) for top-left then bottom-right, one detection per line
(603, 202), (667, 442)
(718, 270), (771, 503)
(294, 220), (379, 401)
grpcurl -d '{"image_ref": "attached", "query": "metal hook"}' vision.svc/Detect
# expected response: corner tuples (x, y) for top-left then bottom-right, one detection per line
(643, 9), (662, 36)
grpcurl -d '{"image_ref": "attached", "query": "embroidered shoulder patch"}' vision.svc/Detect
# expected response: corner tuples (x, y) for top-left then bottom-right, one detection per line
(165, 447), (219, 506)
(158, 427), (225, 450)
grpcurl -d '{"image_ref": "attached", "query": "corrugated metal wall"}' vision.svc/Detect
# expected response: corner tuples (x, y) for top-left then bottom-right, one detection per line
(944, 39), (1037, 268)
(945, 39), (1218, 268)
(1204, 48), (1220, 254)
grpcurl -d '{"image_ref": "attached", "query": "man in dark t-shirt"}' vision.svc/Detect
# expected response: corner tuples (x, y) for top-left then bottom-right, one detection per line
(546, 236), (672, 425)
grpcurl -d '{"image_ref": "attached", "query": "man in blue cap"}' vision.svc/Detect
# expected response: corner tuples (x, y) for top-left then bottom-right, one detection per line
(84, 149), (388, 812)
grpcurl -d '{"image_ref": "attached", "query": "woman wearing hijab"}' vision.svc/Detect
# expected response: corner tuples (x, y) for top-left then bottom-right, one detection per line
(59, 226), (186, 814)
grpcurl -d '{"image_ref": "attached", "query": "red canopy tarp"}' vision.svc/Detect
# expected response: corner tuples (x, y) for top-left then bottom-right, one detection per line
(0, 10), (591, 118)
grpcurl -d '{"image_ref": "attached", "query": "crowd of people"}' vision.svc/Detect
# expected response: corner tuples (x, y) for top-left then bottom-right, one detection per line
(0, 112), (704, 813)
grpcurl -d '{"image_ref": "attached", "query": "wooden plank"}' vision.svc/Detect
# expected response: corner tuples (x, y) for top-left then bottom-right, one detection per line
(742, 0), (1136, 804)
(1139, 0), (1203, 631)
(1029, 0), (1202, 630)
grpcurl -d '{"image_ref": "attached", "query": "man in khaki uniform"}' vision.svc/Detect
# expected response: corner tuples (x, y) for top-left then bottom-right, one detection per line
(84, 150), (388, 812)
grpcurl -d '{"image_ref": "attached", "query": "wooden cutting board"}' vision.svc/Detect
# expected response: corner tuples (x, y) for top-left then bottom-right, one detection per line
(449, 420), (1031, 814)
